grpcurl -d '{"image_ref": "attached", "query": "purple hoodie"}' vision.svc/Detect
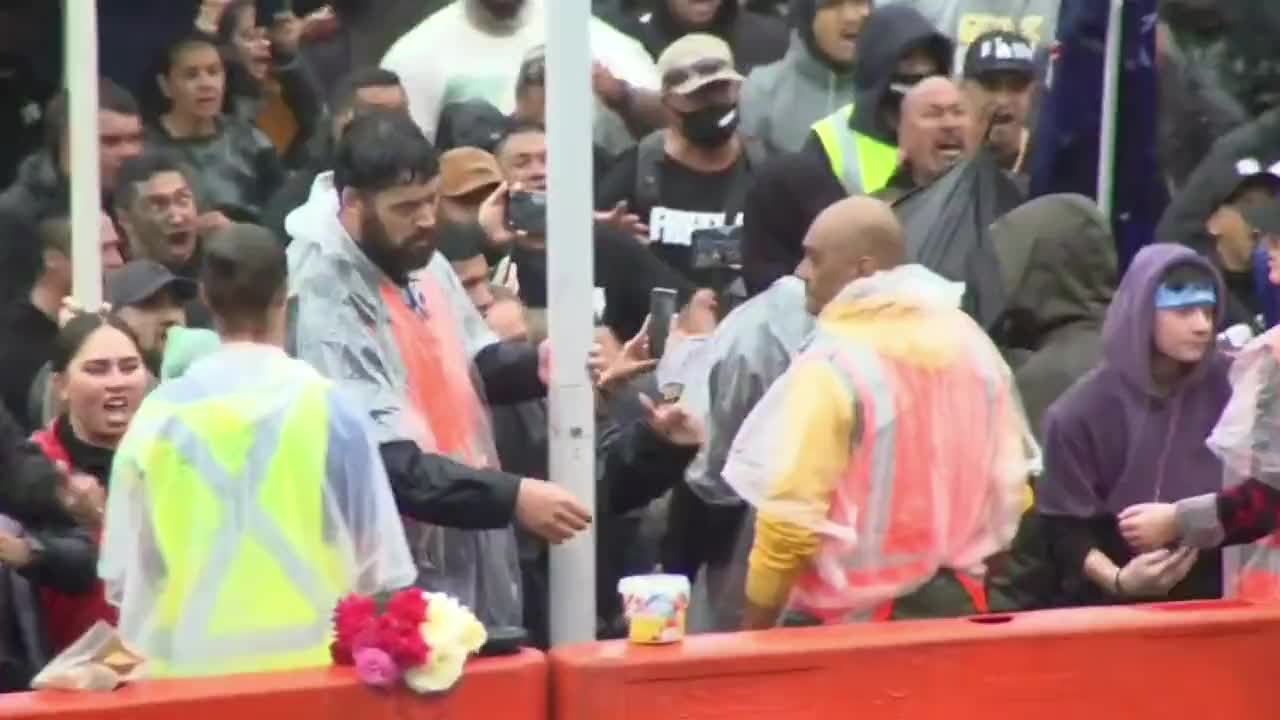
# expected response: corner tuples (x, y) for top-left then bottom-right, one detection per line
(1040, 244), (1233, 518)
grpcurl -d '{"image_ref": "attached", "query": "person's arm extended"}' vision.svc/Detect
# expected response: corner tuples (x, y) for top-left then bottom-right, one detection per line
(0, 408), (72, 527)
(743, 362), (854, 630)
(379, 440), (520, 529)
(1174, 479), (1280, 548)
(603, 417), (699, 516)
(1080, 547), (1123, 597)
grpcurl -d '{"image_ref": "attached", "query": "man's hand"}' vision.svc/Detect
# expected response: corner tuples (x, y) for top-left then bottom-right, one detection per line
(595, 201), (649, 243)
(1118, 503), (1179, 553)
(195, 0), (232, 33)
(639, 393), (704, 447)
(478, 182), (521, 250)
(1115, 547), (1198, 598)
(0, 533), (32, 568)
(591, 62), (629, 111)
(594, 317), (656, 391)
(270, 11), (304, 57)
(515, 478), (592, 544)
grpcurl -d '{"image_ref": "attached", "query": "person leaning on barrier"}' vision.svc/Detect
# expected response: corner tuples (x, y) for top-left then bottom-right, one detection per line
(99, 223), (416, 678)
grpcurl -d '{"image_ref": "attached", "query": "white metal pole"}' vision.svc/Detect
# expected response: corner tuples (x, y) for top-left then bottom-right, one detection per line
(66, 0), (103, 308)
(1096, 0), (1125, 220)
(545, 0), (597, 646)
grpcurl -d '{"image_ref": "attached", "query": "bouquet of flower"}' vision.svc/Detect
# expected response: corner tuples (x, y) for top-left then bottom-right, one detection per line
(331, 589), (488, 694)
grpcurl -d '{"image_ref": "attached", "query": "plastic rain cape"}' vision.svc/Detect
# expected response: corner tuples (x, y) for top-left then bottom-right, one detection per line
(286, 176), (521, 627)
(100, 346), (416, 676)
(1206, 331), (1280, 599)
(723, 265), (1036, 615)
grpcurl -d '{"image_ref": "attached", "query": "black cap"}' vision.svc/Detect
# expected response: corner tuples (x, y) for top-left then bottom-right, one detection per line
(1244, 198), (1280, 236)
(106, 260), (197, 308)
(436, 99), (513, 155)
(964, 30), (1036, 80)
(1210, 156), (1280, 209)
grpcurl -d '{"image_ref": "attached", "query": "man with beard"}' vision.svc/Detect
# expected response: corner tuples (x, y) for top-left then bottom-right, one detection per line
(286, 110), (590, 626)
(961, 29), (1036, 185)
(381, 0), (664, 156)
(877, 75), (974, 202)
(597, 34), (766, 281)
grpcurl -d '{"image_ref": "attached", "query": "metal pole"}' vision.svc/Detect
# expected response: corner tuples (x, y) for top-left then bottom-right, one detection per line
(66, 0), (103, 308)
(545, 0), (597, 646)
(1096, 0), (1125, 220)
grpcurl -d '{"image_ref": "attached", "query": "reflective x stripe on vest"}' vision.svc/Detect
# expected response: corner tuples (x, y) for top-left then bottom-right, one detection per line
(811, 104), (898, 197)
(786, 343), (985, 624)
(131, 381), (343, 676)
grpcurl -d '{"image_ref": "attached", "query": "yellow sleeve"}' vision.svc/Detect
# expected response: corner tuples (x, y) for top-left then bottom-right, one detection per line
(746, 361), (855, 610)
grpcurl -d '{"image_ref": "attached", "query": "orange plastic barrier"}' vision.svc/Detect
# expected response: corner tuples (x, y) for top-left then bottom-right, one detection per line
(0, 648), (546, 720)
(551, 601), (1280, 720)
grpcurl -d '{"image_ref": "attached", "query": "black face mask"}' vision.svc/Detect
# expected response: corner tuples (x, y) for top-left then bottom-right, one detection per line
(680, 104), (740, 149)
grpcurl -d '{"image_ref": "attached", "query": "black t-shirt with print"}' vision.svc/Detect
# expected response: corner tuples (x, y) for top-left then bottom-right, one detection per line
(596, 146), (744, 280)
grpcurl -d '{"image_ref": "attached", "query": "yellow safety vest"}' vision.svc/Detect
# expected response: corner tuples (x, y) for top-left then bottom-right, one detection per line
(811, 104), (899, 196)
(116, 376), (347, 677)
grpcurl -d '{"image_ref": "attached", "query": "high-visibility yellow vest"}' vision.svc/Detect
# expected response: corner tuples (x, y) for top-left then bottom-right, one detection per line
(811, 104), (899, 196)
(116, 372), (347, 677)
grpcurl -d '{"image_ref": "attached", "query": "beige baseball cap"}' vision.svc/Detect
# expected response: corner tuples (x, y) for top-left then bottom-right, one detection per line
(656, 33), (743, 96)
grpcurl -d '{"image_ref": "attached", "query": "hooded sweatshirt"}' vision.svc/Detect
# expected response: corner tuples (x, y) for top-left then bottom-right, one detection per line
(741, 5), (950, 295)
(990, 194), (1117, 439)
(879, 0), (1059, 68)
(739, 0), (860, 155)
(1038, 243), (1232, 605)
(625, 0), (788, 72)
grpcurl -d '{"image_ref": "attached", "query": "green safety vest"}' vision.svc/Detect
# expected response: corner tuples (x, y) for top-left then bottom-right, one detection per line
(116, 376), (347, 677)
(811, 104), (899, 196)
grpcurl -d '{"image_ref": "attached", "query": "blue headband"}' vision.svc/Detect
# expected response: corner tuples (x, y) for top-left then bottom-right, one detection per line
(1155, 282), (1217, 310)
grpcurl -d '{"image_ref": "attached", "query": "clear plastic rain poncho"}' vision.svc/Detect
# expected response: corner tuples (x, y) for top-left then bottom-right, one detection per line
(286, 174), (521, 626)
(1205, 332), (1280, 599)
(723, 265), (1036, 620)
(100, 345), (416, 676)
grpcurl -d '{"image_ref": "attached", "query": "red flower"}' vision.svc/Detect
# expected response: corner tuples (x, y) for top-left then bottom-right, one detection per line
(332, 594), (379, 666)
(375, 614), (430, 669)
(386, 589), (429, 625)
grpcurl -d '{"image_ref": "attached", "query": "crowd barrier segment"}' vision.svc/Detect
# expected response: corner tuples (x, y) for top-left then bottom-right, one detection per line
(0, 647), (547, 720)
(550, 600), (1279, 720)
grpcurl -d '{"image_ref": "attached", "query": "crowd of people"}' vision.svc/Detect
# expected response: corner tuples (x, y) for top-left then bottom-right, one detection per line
(0, 0), (1279, 689)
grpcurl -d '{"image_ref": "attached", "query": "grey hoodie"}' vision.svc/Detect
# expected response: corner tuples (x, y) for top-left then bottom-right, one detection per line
(740, 32), (858, 154)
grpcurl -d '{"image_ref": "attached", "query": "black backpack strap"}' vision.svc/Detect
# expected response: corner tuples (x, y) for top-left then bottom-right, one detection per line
(633, 130), (666, 216)
(723, 135), (770, 223)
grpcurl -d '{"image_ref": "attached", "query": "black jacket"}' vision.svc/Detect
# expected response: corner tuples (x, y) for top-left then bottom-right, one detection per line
(622, 0), (788, 73)
(0, 407), (70, 529)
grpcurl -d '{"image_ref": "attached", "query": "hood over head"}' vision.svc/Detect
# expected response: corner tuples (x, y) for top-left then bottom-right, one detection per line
(789, 0), (867, 73)
(991, 194), (1118, 349)
(1101, 243), (1225, 397)
(850, 4), (952, 144)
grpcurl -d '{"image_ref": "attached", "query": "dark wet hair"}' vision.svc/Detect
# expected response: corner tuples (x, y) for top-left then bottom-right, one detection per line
(330, 68), (404, 118)
(159, 34), (223, 79)
(50, 313), (143, 373)
(200, 223), (288, 333)
(334, 110), (439, 194)
(42, 79), (139, 159)
(112, 150), (196, 213)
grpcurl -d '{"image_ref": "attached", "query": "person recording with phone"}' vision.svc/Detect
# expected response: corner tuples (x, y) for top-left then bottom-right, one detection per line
(484, 125), (693, 344)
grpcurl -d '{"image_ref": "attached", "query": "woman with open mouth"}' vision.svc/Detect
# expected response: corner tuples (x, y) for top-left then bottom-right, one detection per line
(203, 0), (324, 170)
(146, 33), (286, 227)
(4, 314), (149, 656)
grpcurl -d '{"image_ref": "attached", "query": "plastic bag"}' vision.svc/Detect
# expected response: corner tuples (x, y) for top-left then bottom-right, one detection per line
(31, 621), (146, 691)
(1206, 331), (1280, 485)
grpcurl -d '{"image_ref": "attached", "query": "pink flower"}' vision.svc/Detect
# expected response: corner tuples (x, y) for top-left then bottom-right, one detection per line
(354, 647), (400, 689)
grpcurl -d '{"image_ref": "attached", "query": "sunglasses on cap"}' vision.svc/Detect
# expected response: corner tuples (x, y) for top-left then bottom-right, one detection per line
(663, 57), (731, 90)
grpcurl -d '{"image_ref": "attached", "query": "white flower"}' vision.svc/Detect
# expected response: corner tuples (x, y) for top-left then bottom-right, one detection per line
(404, 644), (467, 694)
(402, 592), (489, 694)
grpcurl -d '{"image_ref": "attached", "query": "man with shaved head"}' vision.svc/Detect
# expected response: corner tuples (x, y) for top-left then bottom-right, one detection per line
(878, 76), (975, 202)
(725, 195), (1033, 629)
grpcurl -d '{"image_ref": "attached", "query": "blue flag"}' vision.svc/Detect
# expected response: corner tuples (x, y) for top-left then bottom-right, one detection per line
(1030, 0), (1162, 270)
